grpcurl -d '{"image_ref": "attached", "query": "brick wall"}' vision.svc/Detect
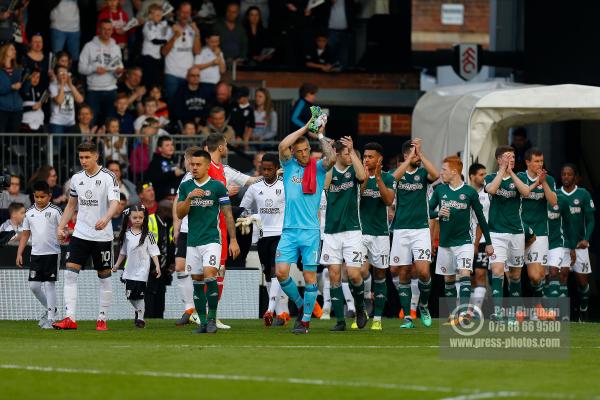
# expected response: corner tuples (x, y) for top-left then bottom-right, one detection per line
(358, 113), (411, 136)
(234, 71), (419, 90)
(412, 0), (490, 51)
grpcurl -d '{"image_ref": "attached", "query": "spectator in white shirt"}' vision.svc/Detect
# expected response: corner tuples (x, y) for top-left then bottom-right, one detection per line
(161, 2), (201, 107)
(49, 65), (84, 134)
(78, 19), (124, 126)
(194, 32), (226, 88)
(50, 0), (81, 62)
(141, 3), (168, 87)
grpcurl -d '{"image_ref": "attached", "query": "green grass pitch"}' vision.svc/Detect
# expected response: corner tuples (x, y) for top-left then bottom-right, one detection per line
(1, 319), (599, 400)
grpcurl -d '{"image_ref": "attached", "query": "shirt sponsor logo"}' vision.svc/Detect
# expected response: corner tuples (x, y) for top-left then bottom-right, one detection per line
(328, 181), (354, 193)
(191, 198), (214, 207)
(362, 189), (380, 198)
(526, 192), (545, 200)
(570, 206), (581, 214)
(292, 176), (302, 184)
(259, 208), (281, 214)
(441, 199), (468, 210)
(495, 188), (517, 198)
(397, 182), (424, 191)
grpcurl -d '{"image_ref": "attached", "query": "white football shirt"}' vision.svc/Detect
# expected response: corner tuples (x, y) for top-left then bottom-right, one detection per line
(164, 23), (196, 79)
(471, 186), (491, 244)
(69, 167), (120, 241)
(121, 230), (161, 282)
(177, 171), (193, 233)
(240, 178), (285, 237)
(23, 204), (62, 255)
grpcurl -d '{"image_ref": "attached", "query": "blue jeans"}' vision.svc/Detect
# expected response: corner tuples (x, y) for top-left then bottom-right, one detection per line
(49, 123), (75, 154)
(328, 29), (353, 69)
(86, 90), (117, 127)
(50, 29), (81, 61)
(164, 74), (186, 106)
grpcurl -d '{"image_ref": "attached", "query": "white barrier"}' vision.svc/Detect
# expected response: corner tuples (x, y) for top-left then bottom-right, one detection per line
(0, 268), (261, 321)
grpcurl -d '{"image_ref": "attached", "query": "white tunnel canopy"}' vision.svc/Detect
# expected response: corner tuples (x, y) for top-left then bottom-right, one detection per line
(412, 83), (600, 172)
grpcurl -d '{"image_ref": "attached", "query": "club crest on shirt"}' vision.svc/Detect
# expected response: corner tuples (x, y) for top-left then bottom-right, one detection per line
(393, 256), (399, 263)
(95, 180), (102, 186)
(276, 189), (282, 195)
(344, 172), (351, 179)
(45, 212), (51, 219)
(204, 190), (211, 196)
(509, 183), (515, 189)
(459, 194), (466, 200)
(414, 175), (421, 182)
(323, 254), (329, 261)
(574, 199), (580, 205)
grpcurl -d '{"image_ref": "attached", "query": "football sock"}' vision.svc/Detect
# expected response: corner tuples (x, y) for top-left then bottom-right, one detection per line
(330, 283), (346, 322)
(45, 281), (57, 321)
(491, 275), (504, 315)
(64, 268), (79, 320)
(193, 281), (207, 324)
(217, 275), (224, 301)
(279, 277), (303, 308)
(29, 281), (47, 309)
(418, 278), (432, 308)
(322, 268), (331, 309)
(398, 283), (412, 319)
(578, 284), (590, 312)
(268, 278), (281, 313)
(302, 283), (318, 323)
(177, 272), (195, 311)
(444, 280), (457, 298)
(98, 275), (112, 322)
(531, 280), (545, 299)
(275, 292), (289, 315)
(350, 279), (365, 311)
(559, 284), (568, 298)
(471, 286), (486, 313)
(546, 279), (560, 297)
(363, 274), (372, 300)
(509, 278), (521, 297)
(373, 278), (387, 318)
(410, 278), (419, 311)
(205, 277), (219, 320)
(459, 276), (472, 309)
(342, 281), (355, 312)
(130, 299), (145, 321)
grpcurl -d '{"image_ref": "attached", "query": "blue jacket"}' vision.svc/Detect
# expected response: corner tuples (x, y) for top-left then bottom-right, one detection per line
(290, 97), (312, 131)
(0, 68), (23, 112)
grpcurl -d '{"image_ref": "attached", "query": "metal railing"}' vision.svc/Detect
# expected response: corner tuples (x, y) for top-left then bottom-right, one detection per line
(0, 133), (282, 190)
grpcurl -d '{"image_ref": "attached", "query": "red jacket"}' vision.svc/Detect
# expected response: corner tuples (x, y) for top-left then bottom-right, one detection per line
(97, 6), (130, 45)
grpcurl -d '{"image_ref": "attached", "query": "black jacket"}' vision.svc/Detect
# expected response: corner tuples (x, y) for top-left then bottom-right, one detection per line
(147, 153), (182, 201)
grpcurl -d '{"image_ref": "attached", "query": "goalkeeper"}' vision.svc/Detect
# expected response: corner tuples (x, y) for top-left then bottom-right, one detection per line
(239, 153), (290, 326)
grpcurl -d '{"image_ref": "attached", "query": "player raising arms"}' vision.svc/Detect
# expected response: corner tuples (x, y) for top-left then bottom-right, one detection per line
(389, 138), (439, 329)
(54, 142), (121, 330)
(559, 164), (595, 321)
(360, 142), (395, 330)
(239, 153), (290, 326)
(172, 146), (202, 326)
(276, 119), (336, 334)
(176, 150), (240, 334)
(429, 156), (493, 321)
(518, 149), (557, 309)
(321, 136), (367, 331)
(484, 146), (531, 321)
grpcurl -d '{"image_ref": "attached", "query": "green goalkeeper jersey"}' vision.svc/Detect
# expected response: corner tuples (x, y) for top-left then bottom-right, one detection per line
(324, 165), (361, 234)
(392, 166), (429, 230)
(360, 172), (395, 236)
(560, 186), (595, 244)
(484, 173), (528, 234)
(518, 171), (556, 236)
(429, 182), (491, 248)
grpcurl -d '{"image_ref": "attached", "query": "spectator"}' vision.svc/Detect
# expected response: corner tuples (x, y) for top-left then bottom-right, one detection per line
(136, 180), (158, 215)
(97, 0), (130, 53)
(148, 84), (169, 121)
(162, 2), (201, 106)
(49, 65), (84, 134)
(269, 0), (308, 65)
(200, 106), (235, 142)
(229, 86), (255, 145)
(102, 117), (129, 168)
(0, 202), (25, 245)
(129, 124), (155, 179)
(140, 3), (168, 87)
(48, 51), (79, 86)
(109, 92), (135, 134)
(22, 33), (49, 91)
(173, 66), (215, 127)
(0, 0), (17, 45)
(197, 0), (217, 20)
(243, 6), (273, 65)
(0, 176), (31, 208)
(215, 2), (248, 63)
(0, 43), (23, 134)
(180, 120), (198, 136)
(79, 18), (124, 126)
(324, 0), (357, 70)
(147, 135), (185, 201)
(28, 165), (67, 207)
(194, 31), (226, 88)
(106, 160), (139, 205)
(510, 127), (533, 173)
(240, 0), (270, 28)
(50, 0), (81, 62)
(117, 66), (146, 115)
(134, 96), (167, 133)
(20, 69), (46, 133)
(305, 30), (339, 72)
(211, 80), (233, 116)
(253, 87), (278, 140)
(111, 192), (128, 231)
(70, 104), (98, 135)
(248, 151), (264, 176)
(290, 82), (318, 131)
